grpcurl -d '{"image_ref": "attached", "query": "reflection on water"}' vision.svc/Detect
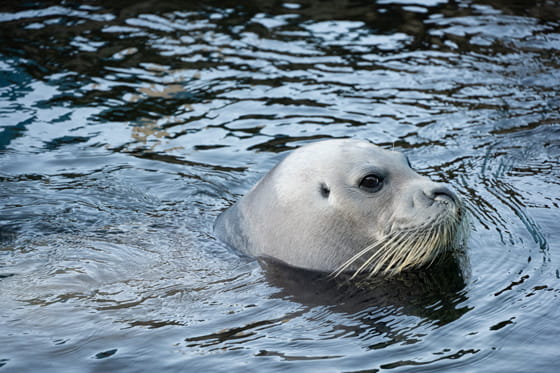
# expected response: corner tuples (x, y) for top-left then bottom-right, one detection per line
(1, 0), (559, 371)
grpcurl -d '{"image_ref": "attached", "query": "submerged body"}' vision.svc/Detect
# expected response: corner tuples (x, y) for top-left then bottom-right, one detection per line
(214, 139), (467, 277)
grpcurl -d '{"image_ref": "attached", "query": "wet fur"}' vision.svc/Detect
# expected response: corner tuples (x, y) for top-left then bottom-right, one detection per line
(215, 139), (469, 278)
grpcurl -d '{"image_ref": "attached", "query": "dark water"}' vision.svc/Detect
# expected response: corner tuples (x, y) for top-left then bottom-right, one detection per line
(1, 0), (559, 371)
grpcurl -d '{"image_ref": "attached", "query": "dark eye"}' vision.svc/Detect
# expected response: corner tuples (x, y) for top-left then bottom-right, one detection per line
(359, 174), (383, 193)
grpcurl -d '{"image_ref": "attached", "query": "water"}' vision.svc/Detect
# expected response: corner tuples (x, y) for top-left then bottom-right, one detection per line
(1, 0), (559, 371)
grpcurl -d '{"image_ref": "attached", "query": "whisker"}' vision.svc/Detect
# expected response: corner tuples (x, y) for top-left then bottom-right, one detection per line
(331, 242), (377, 278)
(372, 232), (409, 276)
(366, 232), (408, 276)
(379, 234), (408, 275)
(351, 242), (387, 279)
(333, 206), (468, 280)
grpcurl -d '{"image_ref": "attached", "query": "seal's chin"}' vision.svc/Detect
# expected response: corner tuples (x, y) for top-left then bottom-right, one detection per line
(332, 203), (468, 279)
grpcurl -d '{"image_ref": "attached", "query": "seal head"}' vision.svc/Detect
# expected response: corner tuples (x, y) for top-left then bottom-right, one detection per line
(214, 139), (467, 278)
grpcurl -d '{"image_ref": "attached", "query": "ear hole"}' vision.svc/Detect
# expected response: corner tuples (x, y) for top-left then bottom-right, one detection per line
(320, 183), (330, 198)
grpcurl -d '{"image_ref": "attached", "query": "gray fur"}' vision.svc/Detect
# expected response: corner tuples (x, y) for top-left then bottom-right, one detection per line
(214, 139), (465, 275)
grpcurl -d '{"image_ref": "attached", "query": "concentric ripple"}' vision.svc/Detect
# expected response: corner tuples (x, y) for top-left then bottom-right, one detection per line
(0, 1), (559, 372)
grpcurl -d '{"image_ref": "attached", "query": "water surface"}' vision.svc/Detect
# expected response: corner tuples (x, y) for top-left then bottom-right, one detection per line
(1, 0), (559, 371)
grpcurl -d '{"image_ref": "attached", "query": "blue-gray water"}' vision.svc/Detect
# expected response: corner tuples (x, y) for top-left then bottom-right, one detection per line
(1, 0), (559, 371)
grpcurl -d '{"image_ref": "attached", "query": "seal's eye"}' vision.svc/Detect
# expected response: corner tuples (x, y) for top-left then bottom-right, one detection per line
(359, 174), (383, 193)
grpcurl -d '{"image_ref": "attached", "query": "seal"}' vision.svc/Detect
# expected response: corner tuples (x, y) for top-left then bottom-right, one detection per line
(214, 139), (467, 278)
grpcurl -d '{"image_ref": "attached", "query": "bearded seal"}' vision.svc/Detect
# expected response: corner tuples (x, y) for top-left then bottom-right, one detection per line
(214, 139), (468, 278)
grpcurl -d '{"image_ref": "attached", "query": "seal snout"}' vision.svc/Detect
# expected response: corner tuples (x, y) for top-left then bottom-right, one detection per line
(417, 183), (458, 208)
(430, 185), (457, 206)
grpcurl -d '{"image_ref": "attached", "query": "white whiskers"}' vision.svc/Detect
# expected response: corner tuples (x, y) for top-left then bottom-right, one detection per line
(331, 208), (468, 279)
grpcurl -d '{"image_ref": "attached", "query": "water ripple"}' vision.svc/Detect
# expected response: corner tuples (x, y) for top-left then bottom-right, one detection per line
(1, 0), (559, 372)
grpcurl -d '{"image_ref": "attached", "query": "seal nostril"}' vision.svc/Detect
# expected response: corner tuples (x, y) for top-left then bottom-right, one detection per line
(430, 186), (456, 205)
